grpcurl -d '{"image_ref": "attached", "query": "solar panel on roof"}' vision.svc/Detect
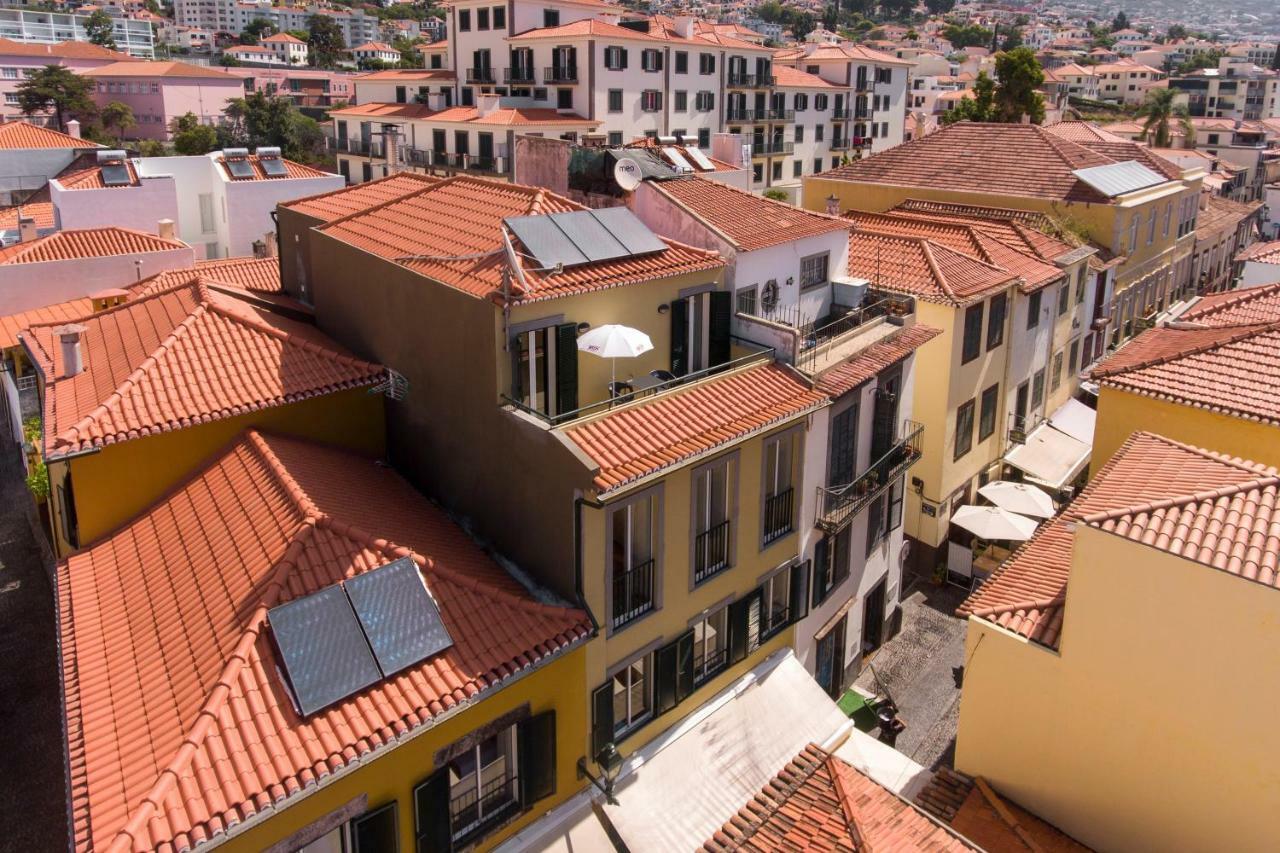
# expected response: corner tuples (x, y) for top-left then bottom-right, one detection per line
(268, 585), (382, 716)
(506, 207), (667, 270)
(259, 157), (289, 178)
(344, 557), (453, 677)
(505, 213), (589, 269)
(662, 147), (695, 174)
(1071, 160), (1165, 198)
(99, 163), (131, 187)
(226, 157), (256, 180)
(547, 210), (630, 263)
(683, 147), (716, 171)
(591, 206), (669, 257)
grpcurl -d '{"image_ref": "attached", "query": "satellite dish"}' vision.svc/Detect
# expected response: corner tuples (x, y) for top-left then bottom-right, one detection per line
(614, 156), (643, 192)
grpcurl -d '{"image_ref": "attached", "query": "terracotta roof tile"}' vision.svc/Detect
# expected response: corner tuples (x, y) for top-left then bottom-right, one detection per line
(282, 172), (440, 221)
(0, 200), (55, 230)
(848, 229), (1018, 306)
(654, 176), (850, 251)
(0, 120), (102, 150)
(54, 157), (139, 189)
(564, 361), (826, 493)
(918, 770), (1094, 852)
(1193, 194), (1261, 240)
(0, 226), (185, 265)
(217, 153), (332, 180)
(61, 430), (591, 852)
(0, 37), (137, 61)
(0, 295), (93, 351)
(351, 67), (455, 81)
(329, 102), (598, 125)
(23, 281), (382, 459)
(959, 432), (1274, 648)
(82, 60), (239, 79)
(816, 122), (1123, 203)
(131, 256), (283, 296)
(770, 64), (840, 88)
(1179, 283), (1280, 326)
(1237, 239), (1280, 265)
(320, 175), (723, 303)
(816, 324), (942, 397)
(704, 744), (977, 852)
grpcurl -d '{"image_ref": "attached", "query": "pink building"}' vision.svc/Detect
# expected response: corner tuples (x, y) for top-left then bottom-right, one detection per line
(227, 67), (356, 108)
(82, 60), (244, 141)
(0, 38), (139, 123)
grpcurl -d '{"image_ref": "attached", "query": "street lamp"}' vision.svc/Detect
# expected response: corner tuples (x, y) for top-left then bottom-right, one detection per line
(577, 743), (624, 805)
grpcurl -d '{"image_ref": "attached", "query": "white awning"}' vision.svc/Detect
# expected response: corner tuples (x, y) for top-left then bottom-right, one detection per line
(1004, 418), (1091, 491)
(1047, 397), (1097, 446)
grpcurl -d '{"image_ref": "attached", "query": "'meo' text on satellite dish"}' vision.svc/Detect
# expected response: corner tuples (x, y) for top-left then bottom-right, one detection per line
(614, 156), (643, 191)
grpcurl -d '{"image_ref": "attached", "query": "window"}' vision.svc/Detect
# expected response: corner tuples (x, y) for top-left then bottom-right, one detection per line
(1147, 208), (1157, 244)
(698, 128), (710, 147)
(608, 131), (623, 146)
(492, 5), (505, 28)
(699, 53), (715, 74)
(458, 9), (470, 30)
(771, 161), (782, 181)
(612, 655), (651, 735)
(692, 457), (734, 584)
(1050, 349), (1064, 392)
(198, 193), (216, 233)
(814, 93), (828, 111)
(641, 90), (662, 112)
(1129, 213), (1140, 252)
(674, 90), (687, 111)
(1057, 282), (1069, 316)
(760, 566), (793, 638)
(1031, 368), (1045, 409)
(1163, 201), (1173, 237)
(1, 68), (15, 79)
(611, 491), (658, 629)
(961, 303), (983, 364)
(800, 252), (829, 290)
(695, 90), (714, 111)
(795, 125), (804, 143)
(793, 160), (802, 178)
(954, 399), (975, 460)
(794, 93), (808, 111)
(987, 293), (1006, 350)
(477, 7), (488, 29)
(300, 802), (397, 853)
(608, 89), (623, 112)
(557, 88), (573, 109)
(1068, 338), (1080, 374)
(543, 8), (559, 26)
(675, 51), (688, 73)
(512, 322), (576, 417)
(447, 726), (519, 840)
(691, 605), (729, 683)
(888, 477), (904, 532)
(1026, 290), (1042, 329)
(865, 491), (886, 556)
(813, 527), (850, 606)
(533, 87), (547, 101)
(395, 85), (406, 103)
(814, 158), (821, 174)
(762, 430), (796, 544)
(641, 49), (663, 72)
(815, 123), (824, 142)
(1075, 268), (1086, 304)
(979, 384), (998, 441)
(604, 46), (627, 70)
(57, 470), (78, 549)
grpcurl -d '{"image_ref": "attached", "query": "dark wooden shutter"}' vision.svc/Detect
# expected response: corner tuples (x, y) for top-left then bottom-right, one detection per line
(518, 710), (557, 807)
(709, 290), (732, 367)
(675, 629), (695, 702)
(591, 681), (614, 756)
(619, 47), (628, 68)
(728, 593), (754, 665)
(811, 536), (829, 608)
(790, 561), (810, 625)
(555, 323), (578, 415)
(353, 802), (400, 853)
(654, 639), (679, 715)
(669, 297), (689, 376)
(413, 769), (451, 853)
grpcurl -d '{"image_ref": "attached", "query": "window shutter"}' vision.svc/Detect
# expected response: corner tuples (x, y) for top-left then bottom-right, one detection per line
(790, 561), (810, 625)
(518, 711), (557, 807)
(555, 323), (578, 415)
(675, 629), (695, 702)
(811, 536), (829, 608)
(669, 297), (689, 376)
(728, 593), (753, 665)
(620, 47), (628, 69)
(352, 803), (400, 853)
(413, 769), (452, 853)
(709, 290), (732, 367)
(591, 681), (614, 757)
(656, 50), (664, 70)
(654, 639), (679, 715)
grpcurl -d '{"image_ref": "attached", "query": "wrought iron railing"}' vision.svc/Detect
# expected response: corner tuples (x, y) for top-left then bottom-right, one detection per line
(728, 72), (776, 87)
(466, 67), (495, 83)
(816, 421), (923, 534)
(693, 519), (731, 583)
(763, 487), (795, 544)
(796, 293), (913, 371)
(612, 558), (655, 629)
(544, 65), (577, 83)
(694, 647), (728, 684)
(504, 67), (535, 83)
(450, 771), (520, 843)
(752, 139), (793, 155)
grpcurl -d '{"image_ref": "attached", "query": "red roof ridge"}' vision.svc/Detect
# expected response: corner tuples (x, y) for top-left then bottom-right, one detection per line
(825, 751), (872, 847)
(1179, 282), (1280, 325)
(919, 239), (961, 302)
(1080, 474), (1280, 529)
(1091, 320), (1280, 379)
(969, 596), (1066, 619)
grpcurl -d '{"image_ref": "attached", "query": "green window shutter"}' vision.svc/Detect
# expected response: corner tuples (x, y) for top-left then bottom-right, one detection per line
(654, 640), (679, 715)
(811, 537), (829, 608)
(620, 47), (628, 68)
(591, 681), (614, 757)
(790, 560), (810, 625)
(518, 710), (557, 807)
(555, 323), (578, 415)
(413, 769), (452, 853)
(675, 629), (695, 702)
(709, 290), (732, 367)
(353, 802), (400, 853)
(669, 297), (689, 376)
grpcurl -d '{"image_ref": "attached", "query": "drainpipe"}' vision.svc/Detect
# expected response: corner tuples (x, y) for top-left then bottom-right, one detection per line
(574, 493), (603, 636)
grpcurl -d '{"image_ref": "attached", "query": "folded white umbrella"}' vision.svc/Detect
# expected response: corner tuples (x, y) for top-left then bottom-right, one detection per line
(577, 324), (654, 391)
(950, 505), (1040, 541)
(978, 480), (1056, 519)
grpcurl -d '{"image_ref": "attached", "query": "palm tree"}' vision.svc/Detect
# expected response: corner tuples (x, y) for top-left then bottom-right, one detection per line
(1137, 87), (1192, 149)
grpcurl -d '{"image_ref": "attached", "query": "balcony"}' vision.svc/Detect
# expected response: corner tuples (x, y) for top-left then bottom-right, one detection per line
(544, 65), (578, 83)
(405, 146), (510, 175)
(693, 519), (731, 583)
(466, 67), (495, 84)
(726, 108), (794, 122)
(816, 421), (923, 534)
(829, 136), (870, 151)
(752, 139), (793, 156)
(795, 292), (915, 373)
(450, 769), (520, 846)
(504, 67), (535, 84)
(762, 487), (795, 544)
(727, 72), (776, 88)
(612, 558), (655, 629)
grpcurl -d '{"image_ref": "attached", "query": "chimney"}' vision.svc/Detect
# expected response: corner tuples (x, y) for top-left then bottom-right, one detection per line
(18, 215), (38, 243)
(825, 195), (840, 216)
(264, 230), (277, 257)
(56, 324), (87, 379)
(157, 218), (175, 240)
(477, 93), (500, 118)
(674, 15), (696, 39)
(426, 92), (446, 111)
(381, 122), (402, 172)
(65, 119), (80, 139)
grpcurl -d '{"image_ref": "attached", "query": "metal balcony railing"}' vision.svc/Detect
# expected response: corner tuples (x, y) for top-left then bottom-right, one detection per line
(752, 139), (793, 155)
(815, 421), (923, 534)
(450, 770), (520, 844)
(727, 72), (776, 87)
(763, 487), (795, 544)
(405, 148), (510, 174)
(693, 519), (731, 583)
(504, 67), (535, 83)
(544, 65), (578, 83)
(612, 558), (655, 629)
(726, 108), (794, 122)
(466, 67), (495, 84)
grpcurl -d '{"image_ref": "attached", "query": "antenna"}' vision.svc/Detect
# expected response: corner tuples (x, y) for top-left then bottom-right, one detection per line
(369, 368), (409, 400)
(613, 156), (643, 192)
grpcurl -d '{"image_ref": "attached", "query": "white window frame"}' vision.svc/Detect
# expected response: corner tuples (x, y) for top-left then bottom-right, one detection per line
(612, 652), (652, 736)
(690, 604), (729, 684)
(447, 723), (520, 841)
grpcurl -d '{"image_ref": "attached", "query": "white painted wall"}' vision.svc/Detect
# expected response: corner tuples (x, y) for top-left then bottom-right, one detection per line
(48, 176), (180, 235)
(223, 171), (343, 257)
(1240, 260), (1280, 288)
(0, 148), (82, 204)
(0, 247), (195, 315)
(135, 155), (219, 257)
(1006, 286), (1054, 430)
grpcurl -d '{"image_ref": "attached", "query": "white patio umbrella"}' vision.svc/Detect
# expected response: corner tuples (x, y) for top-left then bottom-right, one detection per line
(577, 324), (654, 392)
(978, 480), (1056, 519)
(950, 505), (1040, 541)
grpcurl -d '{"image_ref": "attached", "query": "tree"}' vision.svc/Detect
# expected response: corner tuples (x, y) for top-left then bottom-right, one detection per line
(170, 112), (218, 154)
(1137, 87), (1192, 148)
(789, 12), (815, 42)
(943, 23), (994, 49)
(99, 100), (135, 138)
(15, 64), (97, 133)
(877, 0), (914, 21)
(1000, 28), (1023, 52)
(1111, 10), (1129, 32)
(85, 10), (117, 49)
(241, 17), (274, 45)
(135, 139), (167, 157)
(925, 0), (955, 13)
(219, 54), (243, 67)
(219, 92), (325, 162)
(142, 0), (161, 14)
(1166, 24), (1187, 41)
(942, 71), (996, 124)
(993, 47), (1045, 124)
(307, 14), (346, 67)
(763, 188), (789, 201)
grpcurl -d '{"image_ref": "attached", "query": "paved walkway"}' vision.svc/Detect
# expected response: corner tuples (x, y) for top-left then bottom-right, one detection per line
(854, 577), (970, 771)
(0, 434), (67, 851)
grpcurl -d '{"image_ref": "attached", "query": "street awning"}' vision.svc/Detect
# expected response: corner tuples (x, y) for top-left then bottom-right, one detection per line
(1004, 416), (1091, 491)
(1047, 397), (1096, 446)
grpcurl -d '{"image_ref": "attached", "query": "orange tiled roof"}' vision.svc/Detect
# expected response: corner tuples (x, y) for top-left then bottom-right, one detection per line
(319, 175), (723, 303)
(653, 176), (849, 251)
(1179, 283), (1280, 327)
(917, 769), (1095, 852)
(817, 324), (942, 397)
(564, 361), (827, 493)
(0, 200), (55, 230)
(959, 432), (1278, 648)
(1088, 321), (1280, 425)
(771, 64), (840, 88)
(329, 101), (598, 125)
(0, 120), (101, 150)
(781, 43), (912, 66)
(283, 172), (439, 221)
(131, 256), (284, 296)
(23, 281), (382, 458)
(352, 67), (455, 80)
(1042, 120), (1130, 144)
(0, 295), (93, 351)
(815, 122), (1126, 204)
(0, 226), (185, 265)
(54, 157), (139, 189)
(1237, 239), (1280, 265)
(61, 430), (591, 852)
(217, 153), (332, 180)
(0, 37), (136, 61)
(847, 229), (1018, 306)
(889, 200), (1087, 264)
(82, 60), (239, 79)
(704, 744), (977, 852)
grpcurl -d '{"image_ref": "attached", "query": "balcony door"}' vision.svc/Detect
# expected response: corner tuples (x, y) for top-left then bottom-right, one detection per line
(815, 615), (846, 699)
(670, 291), (731, 376)
(828, 403), (858, 487)
(477, 132), (494, 168)
(870, 368), (901, 460)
